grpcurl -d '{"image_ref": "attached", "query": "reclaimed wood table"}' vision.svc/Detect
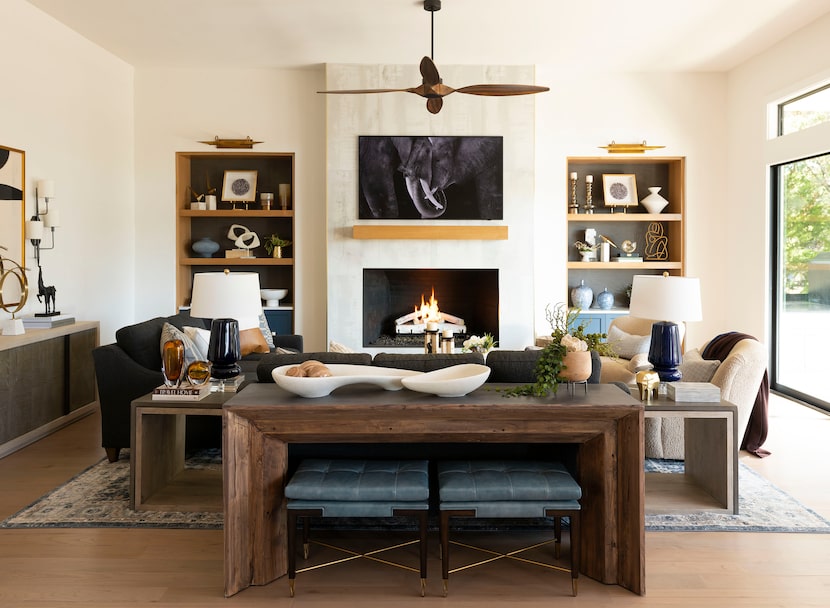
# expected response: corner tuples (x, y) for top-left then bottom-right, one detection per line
(222, 383), (645, 597)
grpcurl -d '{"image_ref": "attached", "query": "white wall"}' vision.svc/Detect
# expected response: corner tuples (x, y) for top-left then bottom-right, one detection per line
(0, 0), (134, 344)
(726, 11), (830, 348)
(133, 67), (328, 350)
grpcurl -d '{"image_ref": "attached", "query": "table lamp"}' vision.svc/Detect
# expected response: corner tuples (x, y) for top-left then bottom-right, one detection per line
(189, 270), (262, 384)
(628, 273), (702, 382)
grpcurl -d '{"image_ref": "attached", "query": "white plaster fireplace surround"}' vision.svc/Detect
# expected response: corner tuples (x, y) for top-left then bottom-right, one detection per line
(325, 63), (538, 353)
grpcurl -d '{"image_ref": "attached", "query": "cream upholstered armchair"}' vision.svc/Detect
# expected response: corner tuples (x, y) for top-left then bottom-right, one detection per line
(645, 336), (768, 460)
(599, 316), (685, 385)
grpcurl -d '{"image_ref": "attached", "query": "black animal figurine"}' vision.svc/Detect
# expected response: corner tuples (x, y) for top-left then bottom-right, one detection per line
(36, 264), (58, 316)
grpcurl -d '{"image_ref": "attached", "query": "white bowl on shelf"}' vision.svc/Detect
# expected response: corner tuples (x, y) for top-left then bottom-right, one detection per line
(260, 288), (288, 307)
(401, 364), (491, 397)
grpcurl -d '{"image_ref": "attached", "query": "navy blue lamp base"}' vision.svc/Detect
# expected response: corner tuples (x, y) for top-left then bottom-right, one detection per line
(648, 321), (683, 382)
(208, 318), (242, 380)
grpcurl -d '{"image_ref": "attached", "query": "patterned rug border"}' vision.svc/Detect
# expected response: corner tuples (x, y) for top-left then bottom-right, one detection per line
(2, 454), (829, 533)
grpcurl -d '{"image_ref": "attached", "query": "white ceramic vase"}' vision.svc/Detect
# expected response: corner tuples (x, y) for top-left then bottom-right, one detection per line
(641, 187), (668, 214)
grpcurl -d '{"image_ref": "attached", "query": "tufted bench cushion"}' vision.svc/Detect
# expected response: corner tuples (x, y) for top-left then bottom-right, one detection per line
(285, 459), (429, 517)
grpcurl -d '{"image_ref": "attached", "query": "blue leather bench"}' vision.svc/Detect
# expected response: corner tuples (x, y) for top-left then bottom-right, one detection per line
(285, 459), (430, 597)
(437, 460), (582, 596)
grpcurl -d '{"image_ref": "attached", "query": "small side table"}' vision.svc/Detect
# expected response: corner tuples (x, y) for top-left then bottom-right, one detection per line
(644, 400), (739, 514)
(130, 391), (233, 512)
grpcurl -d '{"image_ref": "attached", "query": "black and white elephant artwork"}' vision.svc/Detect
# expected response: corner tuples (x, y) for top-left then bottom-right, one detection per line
(358, 136), (503, 220)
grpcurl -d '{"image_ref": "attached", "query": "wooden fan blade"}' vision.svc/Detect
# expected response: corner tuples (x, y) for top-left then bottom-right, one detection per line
(426, 97), (443, 114)
(317, 87), (417, 94)
(420, 56), (441, 87)
(455, 84), (550, 97)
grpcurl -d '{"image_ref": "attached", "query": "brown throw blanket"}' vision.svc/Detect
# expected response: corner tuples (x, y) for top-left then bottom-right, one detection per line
(702, 332), (770, 457)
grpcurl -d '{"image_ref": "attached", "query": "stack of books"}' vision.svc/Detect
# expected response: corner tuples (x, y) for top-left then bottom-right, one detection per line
(22, 314), (75, 329)
(667, 382), (721, 402)
(613, 255), (643, 263)
(210, 376), (244, 393)
(152, 383), (211, 401)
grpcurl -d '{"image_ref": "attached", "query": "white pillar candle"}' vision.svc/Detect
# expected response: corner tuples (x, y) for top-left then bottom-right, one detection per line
(586, 175), (593, 183)
(570, 172), (577, 180)
(426, 321), (438, 332)
(442, 329), (453, 338)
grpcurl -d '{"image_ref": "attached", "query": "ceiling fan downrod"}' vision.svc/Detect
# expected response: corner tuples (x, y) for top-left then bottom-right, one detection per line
(424, 0), (441, 61)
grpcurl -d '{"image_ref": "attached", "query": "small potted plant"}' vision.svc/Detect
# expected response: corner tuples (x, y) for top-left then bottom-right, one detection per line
(462, 333), (497, 355)
(263, 234), (291, 258)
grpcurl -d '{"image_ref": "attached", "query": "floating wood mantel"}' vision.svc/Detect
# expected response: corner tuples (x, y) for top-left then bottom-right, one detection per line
(352, 225), (508, 240)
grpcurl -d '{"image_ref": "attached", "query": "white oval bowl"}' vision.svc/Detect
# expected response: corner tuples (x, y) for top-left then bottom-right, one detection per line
(400, 364), (491, 397)
(271, 364), (421, 398)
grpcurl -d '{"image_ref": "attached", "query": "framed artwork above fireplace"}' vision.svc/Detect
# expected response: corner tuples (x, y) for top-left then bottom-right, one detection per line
(358, 136), (503, 220)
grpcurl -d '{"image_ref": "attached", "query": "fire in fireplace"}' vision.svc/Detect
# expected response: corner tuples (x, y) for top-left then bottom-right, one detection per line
(363, 269), (499, 348)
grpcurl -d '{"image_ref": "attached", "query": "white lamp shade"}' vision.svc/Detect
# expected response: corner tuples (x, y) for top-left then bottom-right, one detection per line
(190, 271), (262, 330)
(26, 219), (44, 240)
(43, 205), (60, 228)
(37, 179), (55, 198)
(628, 274), (702, 323)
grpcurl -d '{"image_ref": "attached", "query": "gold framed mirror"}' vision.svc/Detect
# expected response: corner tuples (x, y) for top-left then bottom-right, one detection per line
(0, 145), (26, 310)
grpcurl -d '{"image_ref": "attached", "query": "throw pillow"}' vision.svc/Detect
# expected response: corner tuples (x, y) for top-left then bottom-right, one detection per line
(679, 348), (721, 382)
(160, 322), (206, 369)
(240, 327), (270, 356)
(258, 311), (275, 349)
(329, 339), (356, 353)
(626, 352), (653, 373)
(606, 325), (651, 360)
(183, 326), (211, 360)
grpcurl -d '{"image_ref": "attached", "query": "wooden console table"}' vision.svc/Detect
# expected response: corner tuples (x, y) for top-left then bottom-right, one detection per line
(222, 383), (645, 597)
(0, 321), (99, 457)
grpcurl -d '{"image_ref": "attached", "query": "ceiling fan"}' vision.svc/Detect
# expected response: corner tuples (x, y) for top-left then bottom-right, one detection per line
(317, 0), (549, 114)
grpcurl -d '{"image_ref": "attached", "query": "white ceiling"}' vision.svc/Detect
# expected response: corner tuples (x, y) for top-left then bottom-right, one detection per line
(24, 0), (830, 72)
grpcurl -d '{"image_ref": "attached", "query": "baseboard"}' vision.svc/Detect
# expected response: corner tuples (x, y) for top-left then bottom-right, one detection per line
(0, 402), (97, 460)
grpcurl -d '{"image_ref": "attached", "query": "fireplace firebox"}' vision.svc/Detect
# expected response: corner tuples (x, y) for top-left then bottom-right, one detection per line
(363, 269), (499, 348)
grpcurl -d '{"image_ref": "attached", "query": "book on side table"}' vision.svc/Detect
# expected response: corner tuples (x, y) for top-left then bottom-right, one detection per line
(667, 382), (721, 402)
(152, 383), (211, 401)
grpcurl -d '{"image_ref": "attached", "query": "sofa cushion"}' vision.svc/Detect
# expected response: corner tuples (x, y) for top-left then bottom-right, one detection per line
(116, 317), (169, 372)
(372, 352), (485, 372)
(160, 322), (206, 368)
(240, 327), (270, 356)
(486, 350), (541, 383)
(607, 325), (651, 359)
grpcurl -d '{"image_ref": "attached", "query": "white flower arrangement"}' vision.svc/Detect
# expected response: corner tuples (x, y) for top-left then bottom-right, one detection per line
(462, 333), (496, 354)
(560, 333), (588, 352)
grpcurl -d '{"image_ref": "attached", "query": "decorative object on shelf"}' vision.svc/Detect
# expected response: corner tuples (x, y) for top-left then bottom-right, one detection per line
(278, 183), (291, 210)
(602, 174), (638, 213)
(191, 237), (220, 258)
(263, 233), (291, 258)
(260, 192), (273, 210)
(599, 234), (616, 262)
(186, 360), (211, 386)
(584, 174), (595, 213)
(318, 0), (548, 115)
(596, 288), (614, 310)
(186, 177), (216, 205)
(162, 339), (185, 387)
(0, 247), (29, 336)
(198, 136), (263, 149)
(615, 239), (642, 262)
(227, 224), (260, 258)
(628, 273), (702, 382)
(570, 280), (593, 309)
(222, 170), (258, 209)
(189, 270), (263, 386)
(568, 172), (578, 213)
(641, 187), (669, 214)
(24, 179), (62, 318)
(643, 222), (669, 261)
(205, 194), (217, 210)
(260, 288), (288, 307)
(574, 241), (597, 262)
(599, 140), (665, 154)
(635, 370), (659, 402)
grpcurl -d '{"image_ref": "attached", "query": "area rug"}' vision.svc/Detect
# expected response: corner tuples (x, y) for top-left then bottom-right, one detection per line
(2, 455), (829, 533)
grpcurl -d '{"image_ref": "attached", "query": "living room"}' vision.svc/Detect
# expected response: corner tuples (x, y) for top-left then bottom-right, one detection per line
(2, 0), (830, 605)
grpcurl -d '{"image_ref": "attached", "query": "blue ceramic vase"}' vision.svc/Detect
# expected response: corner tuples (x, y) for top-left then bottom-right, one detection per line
(596, 288), (614, 310)
(571, 280), (593, 310)
(192, 237), (220, 258)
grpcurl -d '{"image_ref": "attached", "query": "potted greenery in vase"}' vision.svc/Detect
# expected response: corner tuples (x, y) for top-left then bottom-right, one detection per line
(504, 303), (615, 397)
(263, 234), (291, 258)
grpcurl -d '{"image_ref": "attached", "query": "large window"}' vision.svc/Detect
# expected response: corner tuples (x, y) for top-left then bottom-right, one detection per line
(771, 154), (830, 410)
(778, 84), (830, 135)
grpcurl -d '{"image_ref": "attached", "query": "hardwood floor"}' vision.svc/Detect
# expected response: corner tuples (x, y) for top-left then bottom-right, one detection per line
(0, 394), (828, 607)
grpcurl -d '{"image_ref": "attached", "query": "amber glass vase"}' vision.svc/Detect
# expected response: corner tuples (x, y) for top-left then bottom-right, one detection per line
(162, 339), (185, 387)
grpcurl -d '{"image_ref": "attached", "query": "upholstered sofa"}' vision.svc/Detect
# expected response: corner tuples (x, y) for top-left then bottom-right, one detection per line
(93, 311), (303, 462)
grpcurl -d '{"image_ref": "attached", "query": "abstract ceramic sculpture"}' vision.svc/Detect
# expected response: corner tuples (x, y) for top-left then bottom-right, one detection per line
(641, 187), (669, 214)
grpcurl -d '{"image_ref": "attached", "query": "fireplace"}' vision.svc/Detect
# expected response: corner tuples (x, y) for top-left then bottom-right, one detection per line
(363, 269), (499, 348)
